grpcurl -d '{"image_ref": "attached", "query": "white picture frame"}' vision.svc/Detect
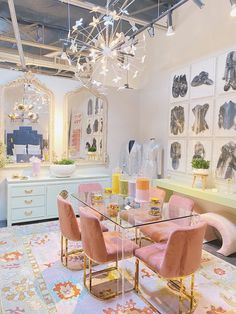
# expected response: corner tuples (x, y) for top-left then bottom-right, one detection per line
(167, 139), (187, 173)
(190, 57), (216, 99)
(213, 139), (236, 181)
(216, 49), (236, 96)
(170, 67), (190, 103)
(188, 98), (214, 137)
(187, 139), (212, 173)
(169, 102), (189, 137)
(214, 95), (236, 137)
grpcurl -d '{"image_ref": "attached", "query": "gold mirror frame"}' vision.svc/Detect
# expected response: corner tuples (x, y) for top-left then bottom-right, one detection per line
(64, 86), (108, 165)
(0, 72), (54, 168)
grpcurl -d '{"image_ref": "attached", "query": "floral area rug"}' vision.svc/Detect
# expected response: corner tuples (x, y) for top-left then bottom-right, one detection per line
(0, 221), (235, 314)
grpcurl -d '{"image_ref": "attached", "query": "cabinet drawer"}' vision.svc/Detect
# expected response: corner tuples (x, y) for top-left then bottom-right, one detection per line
(10, 186), (45, 197)
(12, 206), (45, 221)
(11, 195), (45, 209)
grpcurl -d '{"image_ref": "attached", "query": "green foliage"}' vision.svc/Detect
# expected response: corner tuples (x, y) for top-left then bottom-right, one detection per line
(88, 146), (96, 152)
(53, 158), (75, 165)
(191, 157), (210, 169)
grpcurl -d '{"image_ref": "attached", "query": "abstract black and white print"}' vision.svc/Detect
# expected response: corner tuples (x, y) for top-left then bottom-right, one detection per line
(187, 140), (212, 173)
(217, 50), (236, 95)
(190, 58), (216, 99)
(167, 139), (186, 173)
(170, 67), (190, 103)
(214, 140), (236, 180)
(215, 96), (236, 136)
(169, 103), (188, 136)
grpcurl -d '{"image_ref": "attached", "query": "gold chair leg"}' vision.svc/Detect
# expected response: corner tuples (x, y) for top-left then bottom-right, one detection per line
(135, 258), (139, 292)
(60, 234), (64, 263)
(65, 238), (68, 266)
(89, 258), (92, 292)
(190, 273), (195, 311)
(83, 255), (87, 287)
(179, 278), (184, 314)
(115, 259), (118, 269)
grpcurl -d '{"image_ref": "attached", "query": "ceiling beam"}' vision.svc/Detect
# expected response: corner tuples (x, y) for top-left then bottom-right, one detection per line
(58, 0), (167, 30)
(7, 0), (26, 69)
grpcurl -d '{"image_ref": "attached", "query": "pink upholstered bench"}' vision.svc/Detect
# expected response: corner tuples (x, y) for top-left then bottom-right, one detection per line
(201, 212), (236, 256)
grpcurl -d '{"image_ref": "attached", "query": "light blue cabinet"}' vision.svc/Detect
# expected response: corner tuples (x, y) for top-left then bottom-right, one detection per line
(7, 175), (110, 226)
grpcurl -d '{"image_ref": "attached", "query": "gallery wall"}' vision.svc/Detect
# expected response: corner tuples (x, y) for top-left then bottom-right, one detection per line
(139, 0), (236, 187)
(0, 69), (140, 220)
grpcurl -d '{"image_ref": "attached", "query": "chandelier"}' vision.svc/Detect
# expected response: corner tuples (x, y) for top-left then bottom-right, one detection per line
(65, 0), (146, 89)
(8, 84), (42, 123)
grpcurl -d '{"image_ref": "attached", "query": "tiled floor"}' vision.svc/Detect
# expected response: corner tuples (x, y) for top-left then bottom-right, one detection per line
(0, 220), (236, 266)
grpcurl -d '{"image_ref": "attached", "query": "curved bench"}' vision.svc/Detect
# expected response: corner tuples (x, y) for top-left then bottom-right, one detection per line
(201, 212), (236, 256)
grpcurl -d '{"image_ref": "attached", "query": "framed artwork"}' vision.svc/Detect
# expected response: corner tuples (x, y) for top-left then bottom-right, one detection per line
(190, 57), (216, 99)
(187, 139), (212, 173)
(214, 95), (236, 137)
(216, 49), (236, 95)
(188, 98), (214, 137)
(169, 102), (189, 137)
(213, 139), (236, 181)
(167, 139), (187, 173)
(170, 66), (190, 103)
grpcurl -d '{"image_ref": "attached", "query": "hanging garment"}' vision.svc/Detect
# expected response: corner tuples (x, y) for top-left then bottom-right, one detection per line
(218, 100), (236, 130)
(192, 141), (205, 159)
(170, 142), (181, 170)
(141, 139), (162, 178)
(120, 140), (142, 176)
(216, 141), (236, 180)
(192, 103), (209, 135)
(223, 51), (236, 91)
(170, 105), (185, 135)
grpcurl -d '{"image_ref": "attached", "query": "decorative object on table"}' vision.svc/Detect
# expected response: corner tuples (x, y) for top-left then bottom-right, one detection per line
(135, 177), (150, 203)
(141, 138), (162, 178)
(120, 140), (142, 176)
(128, 178), (136, 198)
(50, 159), (76, 177)
(192, 157), (210, 189)
(64, 1), (146, 91)
(214, 140), (236, 180)
(112, 168), (121, 194)
(170, 67), (190, 102)
(87, 146), (97, 160)
(91, 193), (103, 206)
(30, 156), (41, 177)
(149, 197), (161, 216)
(107, 202), (119, 217)
(119, 174), (129, 197)
(104, 187), (112, 196)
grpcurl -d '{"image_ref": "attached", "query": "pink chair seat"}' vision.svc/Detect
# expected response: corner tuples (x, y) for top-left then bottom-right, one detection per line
(140, 221), (178, 242)
(104, 231), (139, 261)
(135, 242), (167, 273)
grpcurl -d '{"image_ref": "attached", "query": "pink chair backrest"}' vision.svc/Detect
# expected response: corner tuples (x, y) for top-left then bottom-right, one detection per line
(57, 195), (81, 241)
(79, 207), (107, 263)
(169, 194), (194, 226)
(150, 187), (166, 208)
(78, 183), (103, 204)
(160, 222), (207, 278)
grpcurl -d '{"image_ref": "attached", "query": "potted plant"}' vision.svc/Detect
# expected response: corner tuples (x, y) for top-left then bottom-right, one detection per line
(87, 146), (97, 160)
(50, 158), (76, 177)
(191, 157), (210, 175)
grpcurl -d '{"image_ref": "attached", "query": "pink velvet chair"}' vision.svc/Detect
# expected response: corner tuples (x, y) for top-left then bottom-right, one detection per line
(79, 206), (139, 299)
(135, 222), (207, 313)
(140, 194), (195, 243)
(57, 193), (108, 268)
(78, 183), (104, 220)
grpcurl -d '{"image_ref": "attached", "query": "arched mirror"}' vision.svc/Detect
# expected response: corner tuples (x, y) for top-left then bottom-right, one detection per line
(0, 72), (54, 165)
(65, 87), (108, 164)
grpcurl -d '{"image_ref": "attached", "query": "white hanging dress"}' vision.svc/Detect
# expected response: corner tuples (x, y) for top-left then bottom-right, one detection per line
(142, 139), (162, 179)
(120, 140), (142, 176)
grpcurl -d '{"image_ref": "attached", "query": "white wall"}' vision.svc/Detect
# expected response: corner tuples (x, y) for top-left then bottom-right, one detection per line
(0, 69), (140, 220)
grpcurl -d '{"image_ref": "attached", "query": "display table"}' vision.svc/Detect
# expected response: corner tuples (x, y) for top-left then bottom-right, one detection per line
(154, 179), (236, 209)
(7, 174), (110, 226)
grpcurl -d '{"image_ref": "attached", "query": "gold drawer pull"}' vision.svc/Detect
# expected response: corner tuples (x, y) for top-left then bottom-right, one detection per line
(24, 189), (33, 194)
(24, 210), (33, 216)
(24, 200), (33, 205)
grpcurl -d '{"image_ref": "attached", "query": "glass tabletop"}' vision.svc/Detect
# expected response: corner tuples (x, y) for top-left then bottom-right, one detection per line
(71, 192), (198, 229)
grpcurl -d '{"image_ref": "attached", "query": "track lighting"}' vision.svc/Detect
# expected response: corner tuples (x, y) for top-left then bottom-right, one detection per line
(166, 11), (175, 36)
(147, 24), (155, 38)
(230, 0), (236, 16)
(192, 0), (204, 9)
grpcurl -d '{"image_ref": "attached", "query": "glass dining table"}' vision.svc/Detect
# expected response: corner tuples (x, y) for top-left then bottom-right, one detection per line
(71, 191), (199, 306)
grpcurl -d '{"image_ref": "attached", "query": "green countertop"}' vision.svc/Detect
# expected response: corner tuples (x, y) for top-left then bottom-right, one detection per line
(155, 179), (236, 209)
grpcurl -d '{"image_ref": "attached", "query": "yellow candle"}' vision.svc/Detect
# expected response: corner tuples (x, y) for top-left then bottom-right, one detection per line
(112, 173), (120, 194)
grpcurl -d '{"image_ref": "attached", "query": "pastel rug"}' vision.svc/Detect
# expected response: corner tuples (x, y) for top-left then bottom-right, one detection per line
(0, 221), (235, 314)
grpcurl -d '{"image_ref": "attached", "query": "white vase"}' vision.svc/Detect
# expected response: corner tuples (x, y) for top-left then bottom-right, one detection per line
(192, 168), (209, 175)
(50, 164), (76, 177)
